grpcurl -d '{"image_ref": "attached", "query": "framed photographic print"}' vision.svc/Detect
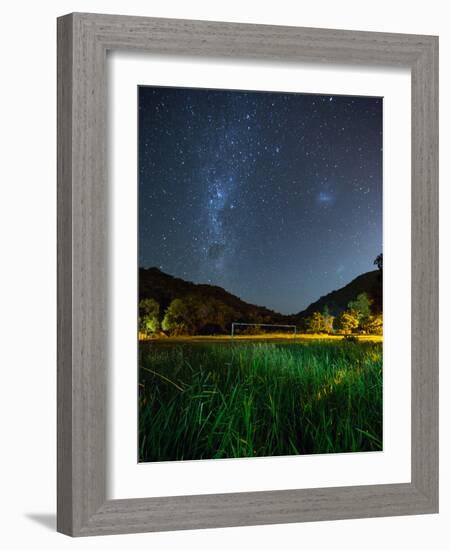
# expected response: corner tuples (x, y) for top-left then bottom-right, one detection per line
(137, 85), (384, 463)
(57, 13), (438, 536)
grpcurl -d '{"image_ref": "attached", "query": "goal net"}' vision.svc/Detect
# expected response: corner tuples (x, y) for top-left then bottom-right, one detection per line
(230, 323), (297, 337)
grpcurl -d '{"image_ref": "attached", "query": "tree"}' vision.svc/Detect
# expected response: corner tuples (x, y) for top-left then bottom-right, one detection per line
(364, 314), (383, 335)
(337, 309), (359, 334)
(139, 298), (160, 336)
(348, 293), (372, 327)
(161, 295), (237, 336)
(161, 298), (192, 335)
(212, 300), (235, 333)
(322, 313), (335, 334)
(193, 296), (233, 334)
(308, 312), (324, 333)
(374, 253), (383, 271)
(372, 253), (383, 314)
(322, 305), (334, 334)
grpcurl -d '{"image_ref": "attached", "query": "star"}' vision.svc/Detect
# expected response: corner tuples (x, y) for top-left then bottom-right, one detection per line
(138, 85), (382, 313)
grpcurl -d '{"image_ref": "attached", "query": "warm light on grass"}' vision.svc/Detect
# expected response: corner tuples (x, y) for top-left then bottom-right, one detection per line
(139, 332), (383, 343)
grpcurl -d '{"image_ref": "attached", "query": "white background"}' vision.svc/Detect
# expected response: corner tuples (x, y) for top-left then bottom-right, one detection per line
(109, 54), (411, 498)
(0, 1), (447, 549)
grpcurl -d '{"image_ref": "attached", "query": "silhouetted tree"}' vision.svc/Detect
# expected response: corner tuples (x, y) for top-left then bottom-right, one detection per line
(372, 253), (383, 314)
(374, 253), (383, 271)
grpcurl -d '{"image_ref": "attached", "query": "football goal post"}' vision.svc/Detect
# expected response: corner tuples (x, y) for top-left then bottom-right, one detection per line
(230, 322), (297, 337)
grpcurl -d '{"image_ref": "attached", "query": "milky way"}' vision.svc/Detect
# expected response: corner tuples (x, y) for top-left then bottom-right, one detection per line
(139, 86), (382, 314)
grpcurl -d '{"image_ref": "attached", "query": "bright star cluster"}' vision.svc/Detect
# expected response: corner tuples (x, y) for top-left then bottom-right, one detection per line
(139, 86), (382, 314)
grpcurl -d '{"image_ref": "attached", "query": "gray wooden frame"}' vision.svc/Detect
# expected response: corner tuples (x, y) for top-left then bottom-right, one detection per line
(57, 12), (438, 537)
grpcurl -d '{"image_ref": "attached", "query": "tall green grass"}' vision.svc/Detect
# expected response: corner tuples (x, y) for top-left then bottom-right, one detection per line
(139, 341), (382, 462)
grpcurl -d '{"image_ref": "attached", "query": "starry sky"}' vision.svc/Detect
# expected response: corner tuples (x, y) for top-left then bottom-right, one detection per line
(139, 86), (382, 314)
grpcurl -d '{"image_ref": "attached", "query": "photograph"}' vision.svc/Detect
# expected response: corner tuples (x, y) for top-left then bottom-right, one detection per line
(138, 85), (383, 463)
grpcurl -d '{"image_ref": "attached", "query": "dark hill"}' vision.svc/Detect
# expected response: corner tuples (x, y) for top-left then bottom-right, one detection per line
(139, 267), (285, 324)
(293, 270), (382, 320)
(139, 267), (382, 326)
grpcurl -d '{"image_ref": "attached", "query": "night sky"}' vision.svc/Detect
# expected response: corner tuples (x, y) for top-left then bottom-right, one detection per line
(139, 86), (382, 314)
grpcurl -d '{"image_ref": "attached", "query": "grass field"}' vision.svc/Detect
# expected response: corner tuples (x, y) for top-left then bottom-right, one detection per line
(139, 338), (383, 462)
